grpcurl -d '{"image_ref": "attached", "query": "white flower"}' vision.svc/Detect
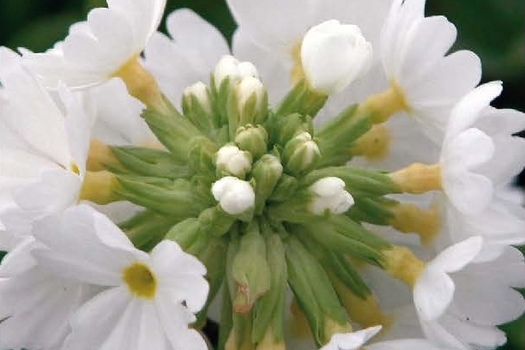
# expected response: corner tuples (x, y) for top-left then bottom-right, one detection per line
(211, 176), (255, 215)
(308, 177), (354, 215)
(145, 8), (230, 107)
(414, 237), (483, 322)
(230, 0), (393, 104)
(0, 47), (90, 248)
(440, 81), (525, 216)
(380, 0), (481, 141)
(24, 0), (166, 88)
(215, 145), (253, 178)
(0, 238), (94, 350)
(417, 245), (524, 350)
(301, 20), (372, 94)
(32, 205), (209, 350)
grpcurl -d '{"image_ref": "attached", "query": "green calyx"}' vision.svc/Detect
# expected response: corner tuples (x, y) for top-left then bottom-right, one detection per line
(105, 72), (410, 349)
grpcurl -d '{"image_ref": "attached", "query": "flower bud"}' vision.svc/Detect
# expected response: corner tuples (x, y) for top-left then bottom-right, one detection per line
(213, 55), (241, 89)
(235, 124), (268, 159)
(211, 176), (255, 215)
(213, 55), (260, 91)
(301, 20), (372, 95)
(236, 76), (268, 125)
(182, 81), (214, 132)
(308, 177), (354, 215)
(215, 144), (253, 178)
(252, 154), (284, 213)
(282, 132), (321, 175)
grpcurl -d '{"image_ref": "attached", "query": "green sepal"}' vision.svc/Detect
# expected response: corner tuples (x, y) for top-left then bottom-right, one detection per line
(300, 215), (389, 267)
(316, 104), (372, 167)
(266, 189), (315, 224)
(252, 154), (284, 214)
(266, 112), (314, 147)
(115, 175), (206, 217)
(231, 221), (272, 314)
(110, 146), (189, 179)
(194, 236), (228, 328)
(187, 136), (218, 178)
(285, 236), (348, 346)
(347, 195), (396, 226)
(198, 206), (236, 237)
(119, 210), (179, 251)
(268, 174), (299, 202)
(165, 218), (201, 250)
(276, 79), (328, 118)
(302, 166), (400, 196)
(252, 233), (287, 344)
(141, 107), (202, 161)
(298, 233), (371, 299)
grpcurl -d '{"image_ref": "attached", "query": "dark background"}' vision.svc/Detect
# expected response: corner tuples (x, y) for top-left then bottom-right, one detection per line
(0, 0), (523, 348)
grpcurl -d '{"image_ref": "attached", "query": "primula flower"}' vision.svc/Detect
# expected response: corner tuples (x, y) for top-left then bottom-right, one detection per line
(32, 205), (209, 350)
(24, 0), (166, 88)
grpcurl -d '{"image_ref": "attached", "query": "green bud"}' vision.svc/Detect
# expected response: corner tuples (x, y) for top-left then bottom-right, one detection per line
(252, 234), (287, 344)
(182, 81), (215, 133)
(282, 132), (321, 175)
(231, 221), (271, 314)
(285, 236), (348, 346)
(267, 112), (313, 146)
(141, 108), (202, 162)
(316, 104), (372, 166)
(115, 175), (206, 218)
(347, 195), (396, 226)
(276, 79), (328, 118)
(252, 154), (283, 214)
(110, 146), (190, 179)
(235, 124), (268, 159)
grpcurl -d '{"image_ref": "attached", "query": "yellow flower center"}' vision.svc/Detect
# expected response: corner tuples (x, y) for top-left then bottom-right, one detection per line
(70, 162), (81, 176)
(123, 262), (157, 299)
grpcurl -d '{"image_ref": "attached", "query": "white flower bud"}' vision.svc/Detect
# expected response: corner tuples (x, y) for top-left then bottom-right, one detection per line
(213, 55), (260, 90)
(308, 177), (354, 215)
(236, 76), (268, 125)
(183, 81), (213, 115)
(301, 20), (372, 95)
(215, 144), (253, 178)
(212, 176), (255, 215)
(237, 61), (260, 79)
(214, 55), (241, 88)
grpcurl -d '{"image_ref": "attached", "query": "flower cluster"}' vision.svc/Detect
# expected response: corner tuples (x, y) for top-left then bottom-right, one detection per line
(1, 0), (524, 350)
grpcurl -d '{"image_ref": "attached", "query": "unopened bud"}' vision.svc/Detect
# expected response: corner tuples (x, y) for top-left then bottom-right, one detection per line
(282, 132), (321, 175)
(236, 76), (268, 125)
(182, 81), (214, 132)
(301, 20), (372, 95)
(252, 154), (284, 213)
(308, 177), (354, 215)
(235, 124), (268, 159)
(211, 176), (255, 215)
(215, 144), (253, 178)
(213, 55), (260, 91)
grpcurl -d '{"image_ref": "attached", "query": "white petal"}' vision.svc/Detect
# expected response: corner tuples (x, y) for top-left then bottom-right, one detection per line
(321, 326), (381, 350)
(414, 269), (455, 321)
(429, 237), (483, 273)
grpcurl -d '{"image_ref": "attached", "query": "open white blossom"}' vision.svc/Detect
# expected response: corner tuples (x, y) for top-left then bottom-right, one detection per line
(32, 205), (209, 350)
(24, 0), (166, 88)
